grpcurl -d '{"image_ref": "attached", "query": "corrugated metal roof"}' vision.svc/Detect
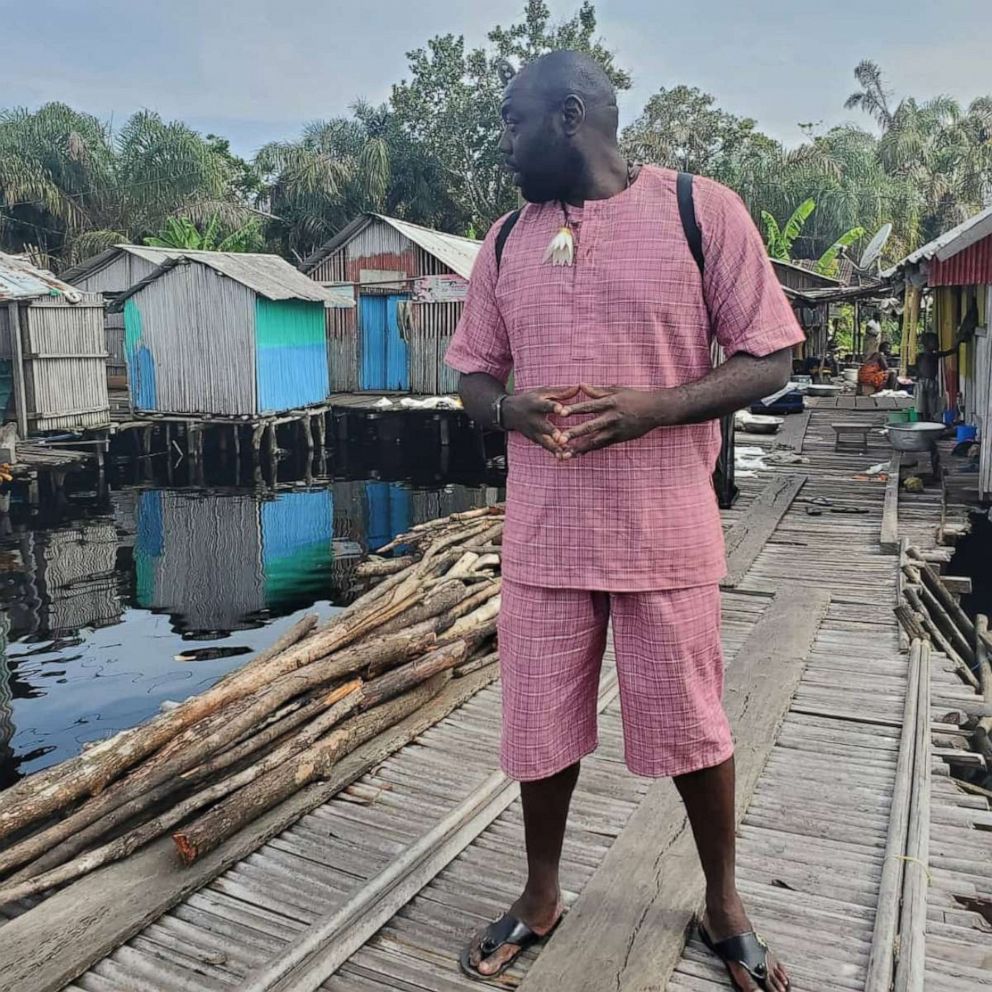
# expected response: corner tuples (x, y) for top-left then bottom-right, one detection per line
(301, 214), (482, 280)
(373, 215), (480, 279)
(112, 251), (355, 307)
(888, 203), (992, 273)
(60, 244), (181, 285)
(0, 252), (83, 303)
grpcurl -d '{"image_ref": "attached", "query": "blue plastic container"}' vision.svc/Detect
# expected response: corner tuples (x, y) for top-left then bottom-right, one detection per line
(943, 410), (957, 427)
(956, 424), (978, 443)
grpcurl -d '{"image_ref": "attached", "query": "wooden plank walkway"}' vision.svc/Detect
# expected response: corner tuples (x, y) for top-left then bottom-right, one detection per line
(16, 406), (988, 992)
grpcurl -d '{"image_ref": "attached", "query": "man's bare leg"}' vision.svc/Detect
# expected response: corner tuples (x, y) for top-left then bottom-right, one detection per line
(466, 762), (578, 976)
(675, 756), (790, 991)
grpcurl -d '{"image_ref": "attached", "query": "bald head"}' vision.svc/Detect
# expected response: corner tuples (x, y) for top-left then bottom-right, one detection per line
(509, 51), (618, 122)
(499, 50), (621, 202)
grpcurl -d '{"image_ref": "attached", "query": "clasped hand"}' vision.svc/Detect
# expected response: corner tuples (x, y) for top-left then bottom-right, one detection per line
(502, 384), (678, 458)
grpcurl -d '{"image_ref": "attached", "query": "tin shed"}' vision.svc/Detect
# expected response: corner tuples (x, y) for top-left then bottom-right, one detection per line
(303, 214), (480, 394)
(112, 252), (353, 417)
(0, 253), (110, 435)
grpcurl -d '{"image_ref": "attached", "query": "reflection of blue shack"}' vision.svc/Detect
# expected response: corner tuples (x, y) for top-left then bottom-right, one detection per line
(364, 482), (411, 554)
(135, 489), (333, 632)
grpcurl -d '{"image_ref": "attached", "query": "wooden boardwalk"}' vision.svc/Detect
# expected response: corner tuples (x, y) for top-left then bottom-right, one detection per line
(7, 405), (990, 992)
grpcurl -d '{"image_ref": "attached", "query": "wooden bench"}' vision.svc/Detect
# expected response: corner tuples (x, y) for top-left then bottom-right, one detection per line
(832, 422), (871, 454)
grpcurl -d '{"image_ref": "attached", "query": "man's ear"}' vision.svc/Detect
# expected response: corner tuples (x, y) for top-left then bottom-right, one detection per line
(560, 94), (586, 136)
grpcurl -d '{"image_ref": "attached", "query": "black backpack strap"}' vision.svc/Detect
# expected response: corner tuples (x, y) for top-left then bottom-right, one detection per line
(676, 172), (704, 275)
(494, 209), (522, 273)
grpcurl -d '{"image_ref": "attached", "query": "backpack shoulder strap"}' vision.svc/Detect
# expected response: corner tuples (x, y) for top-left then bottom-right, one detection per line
(494, 209), (522, 273)
(676, 172), (705, 275)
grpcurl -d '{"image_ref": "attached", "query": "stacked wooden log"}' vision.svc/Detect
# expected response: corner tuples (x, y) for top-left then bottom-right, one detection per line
(0, 505), (504, 906)
(895, 544), (992, 790)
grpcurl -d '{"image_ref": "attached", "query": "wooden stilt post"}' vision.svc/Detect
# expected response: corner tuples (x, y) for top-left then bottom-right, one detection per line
(232, 424), (241, 483)
(303, 414), (315, 471)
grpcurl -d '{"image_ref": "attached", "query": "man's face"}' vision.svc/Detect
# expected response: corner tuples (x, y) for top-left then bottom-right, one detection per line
(498, 80), (577, 203)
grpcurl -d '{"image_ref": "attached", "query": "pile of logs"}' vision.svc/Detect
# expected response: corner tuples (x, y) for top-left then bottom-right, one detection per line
(0, 505), (504, 906)
(895, 545), (992, 791)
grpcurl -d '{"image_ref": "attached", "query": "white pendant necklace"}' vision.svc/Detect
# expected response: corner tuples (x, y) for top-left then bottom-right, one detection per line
(542, 161), (638, 267)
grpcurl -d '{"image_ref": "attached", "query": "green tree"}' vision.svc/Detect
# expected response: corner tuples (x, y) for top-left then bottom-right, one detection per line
(621, 85), (778, 180)
(390, 1), (630, 231)
(844, 59), (895, 129)
(0, 103), (244, 268)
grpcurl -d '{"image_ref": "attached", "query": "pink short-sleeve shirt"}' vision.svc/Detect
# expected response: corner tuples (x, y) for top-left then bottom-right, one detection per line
(446, 167), (805, 591)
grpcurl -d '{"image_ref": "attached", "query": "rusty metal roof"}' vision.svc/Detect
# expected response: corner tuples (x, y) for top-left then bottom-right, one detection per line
(0, 252), (84, 303)
(301, 214), (482, 280)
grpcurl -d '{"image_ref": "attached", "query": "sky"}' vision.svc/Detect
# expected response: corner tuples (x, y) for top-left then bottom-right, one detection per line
(1, 0), (988, 157)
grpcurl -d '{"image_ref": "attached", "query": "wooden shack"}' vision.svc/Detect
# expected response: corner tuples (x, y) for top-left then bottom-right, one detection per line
(0, 253), (110, 436)
(302, 214), (480, 395)
(62, 245), (189, 391)
(890, 204), (992, 498)
(110, 252), (352, 417)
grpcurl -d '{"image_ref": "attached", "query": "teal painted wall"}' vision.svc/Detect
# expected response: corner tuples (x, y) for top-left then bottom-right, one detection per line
(255, 298), (329, 412)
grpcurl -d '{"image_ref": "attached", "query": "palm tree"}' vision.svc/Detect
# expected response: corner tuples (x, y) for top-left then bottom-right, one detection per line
(0, 104), (242, 268)
(256, 109), (393, 261)
(845, 60), (894, 130)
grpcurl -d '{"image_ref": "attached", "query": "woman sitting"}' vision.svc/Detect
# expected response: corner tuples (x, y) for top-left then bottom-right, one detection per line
(858, 342), (898, 393)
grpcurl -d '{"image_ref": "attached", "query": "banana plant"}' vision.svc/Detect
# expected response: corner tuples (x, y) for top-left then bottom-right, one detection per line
(761, 198), (816, 260)
(815, 226), (866, 277)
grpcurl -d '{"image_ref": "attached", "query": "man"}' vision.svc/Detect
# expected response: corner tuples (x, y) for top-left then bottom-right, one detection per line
(446, 51), (803, 992)
(916, 300), (977, 422)
(916, 333), (947, 422)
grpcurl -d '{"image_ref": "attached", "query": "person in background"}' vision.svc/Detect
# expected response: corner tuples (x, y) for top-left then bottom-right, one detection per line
(917, 301), (978, 422)
(863, 312), (881, 356)
(858, 341), (898, 393)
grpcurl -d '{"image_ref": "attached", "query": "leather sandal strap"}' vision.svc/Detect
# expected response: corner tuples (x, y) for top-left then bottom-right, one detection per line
(479, 914), (538, 956)
(709, 931), (770, 987)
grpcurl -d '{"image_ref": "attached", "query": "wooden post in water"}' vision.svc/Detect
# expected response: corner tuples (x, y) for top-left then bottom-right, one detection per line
(232, 425), (241, 483)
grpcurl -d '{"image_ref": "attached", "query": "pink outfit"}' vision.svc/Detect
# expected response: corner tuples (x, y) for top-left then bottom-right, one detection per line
(446, 167), (804, 779)
(499, 580), (732, 780)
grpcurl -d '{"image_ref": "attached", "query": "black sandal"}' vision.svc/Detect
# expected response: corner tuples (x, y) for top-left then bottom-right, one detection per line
(699, 923), (786, 991)
(459, 912), (561, 981)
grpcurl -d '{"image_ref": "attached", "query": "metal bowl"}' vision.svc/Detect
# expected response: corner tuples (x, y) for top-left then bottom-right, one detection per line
(807, 384), (844, 397)
(887, 422), (945, 452)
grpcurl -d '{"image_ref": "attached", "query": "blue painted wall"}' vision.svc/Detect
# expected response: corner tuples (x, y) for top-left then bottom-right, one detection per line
(256, 298), (330, 412)
(359, 294), (409, 391)
(124, 298), (157, 410)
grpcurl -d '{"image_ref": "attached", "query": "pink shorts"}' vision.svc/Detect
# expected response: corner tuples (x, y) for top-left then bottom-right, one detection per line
(498, 580), (734, 780)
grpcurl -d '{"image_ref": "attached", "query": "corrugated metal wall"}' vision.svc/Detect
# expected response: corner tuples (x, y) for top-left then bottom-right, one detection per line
(135, 490), (266, 631)
(123, 264), (257, 415)
(255, 298), (329, 412)
(306, 218), (469, 395)
(69, 252), (160, 296)
(406, 301), (463, 394)
(21, 296), (110, 431)
(105, 310), (126, 377)
(313, 252), (358, 393)
(929, 235), (992, 287)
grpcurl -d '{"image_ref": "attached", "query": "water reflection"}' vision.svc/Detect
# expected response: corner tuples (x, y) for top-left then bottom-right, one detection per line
(0, 440), (503, 787)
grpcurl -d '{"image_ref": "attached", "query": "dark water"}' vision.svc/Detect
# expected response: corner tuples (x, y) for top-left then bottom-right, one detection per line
(0, 437), (503, 789)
